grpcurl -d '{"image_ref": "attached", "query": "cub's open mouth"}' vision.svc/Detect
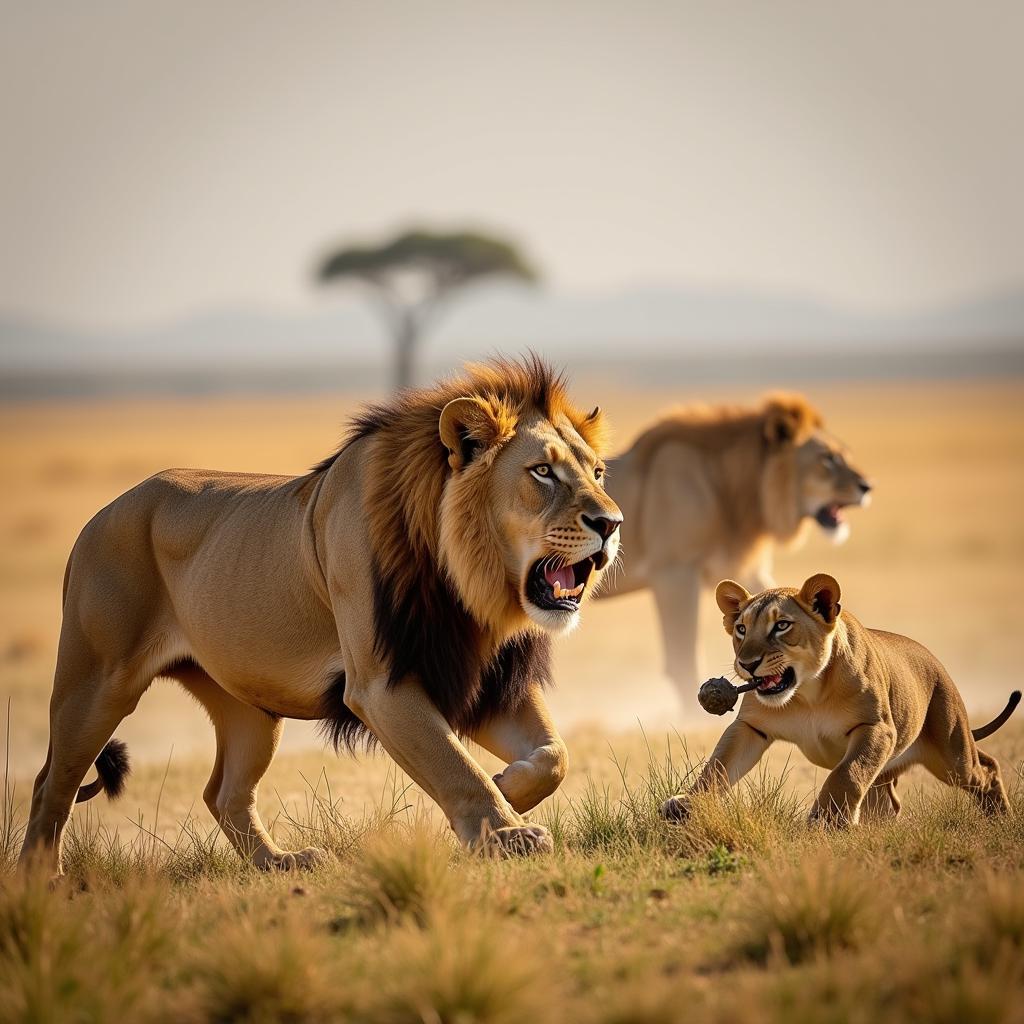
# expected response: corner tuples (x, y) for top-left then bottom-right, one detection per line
(814, 503), (851, 530)
(526, 555), (597, 612)
(753, 666), (796, 696)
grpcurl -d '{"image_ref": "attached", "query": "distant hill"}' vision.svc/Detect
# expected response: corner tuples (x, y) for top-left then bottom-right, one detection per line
(1, 283), (1022, 395)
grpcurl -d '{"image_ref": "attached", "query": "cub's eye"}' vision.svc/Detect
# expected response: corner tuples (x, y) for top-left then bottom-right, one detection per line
(735, 623), (746, 636)
(774, 620), (792, 633)
(530, 464), (553, 482)
(821, 452), (838, 468)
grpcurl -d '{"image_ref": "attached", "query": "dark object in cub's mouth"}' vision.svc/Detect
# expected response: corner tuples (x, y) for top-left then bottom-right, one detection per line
(697, 676), (758, 715)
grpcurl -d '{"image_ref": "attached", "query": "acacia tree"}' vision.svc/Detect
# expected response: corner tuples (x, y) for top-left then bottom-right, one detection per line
(316, 228), (538, 389)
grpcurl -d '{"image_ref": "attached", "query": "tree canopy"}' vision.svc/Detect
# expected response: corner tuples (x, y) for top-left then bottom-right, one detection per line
(315, 228), (539, 389)
(317, 229), (538, 293)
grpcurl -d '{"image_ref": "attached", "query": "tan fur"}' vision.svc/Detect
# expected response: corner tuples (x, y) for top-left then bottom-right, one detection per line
(601, 394), (871, 711)
(662, 574), (1016, 826)
(18, 358), (621, 873)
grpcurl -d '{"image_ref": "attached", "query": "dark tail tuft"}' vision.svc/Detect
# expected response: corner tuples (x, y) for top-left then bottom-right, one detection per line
(75, 739), (131, 803)
(317, 671), (378, 754)
(972, 691), (1021, 742)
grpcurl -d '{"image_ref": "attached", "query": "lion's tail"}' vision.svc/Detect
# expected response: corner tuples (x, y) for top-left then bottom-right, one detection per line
(75, 739), (131, 803)
(971, 691), (1021, 742)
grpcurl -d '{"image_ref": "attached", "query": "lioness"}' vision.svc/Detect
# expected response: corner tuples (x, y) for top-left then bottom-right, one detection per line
(661, 574), (1019, 825)
(19, 357), (622, 873)
(600, 395), (871, 710)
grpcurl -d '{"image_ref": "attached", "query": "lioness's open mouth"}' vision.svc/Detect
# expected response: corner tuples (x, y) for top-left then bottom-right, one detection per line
(814, 503), (852, 530)
(753, 666), (796, 697)
(526, 555), (597, 612)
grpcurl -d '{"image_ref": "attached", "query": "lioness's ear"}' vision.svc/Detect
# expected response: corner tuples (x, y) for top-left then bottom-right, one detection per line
(798, 573), (842, 624)
(715, 579), (751, 634)
(439, 397), (509, 471)
(763, 394), (822, 445)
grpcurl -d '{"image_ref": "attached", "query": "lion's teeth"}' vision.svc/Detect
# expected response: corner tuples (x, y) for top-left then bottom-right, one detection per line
(553, 581), (562, 598)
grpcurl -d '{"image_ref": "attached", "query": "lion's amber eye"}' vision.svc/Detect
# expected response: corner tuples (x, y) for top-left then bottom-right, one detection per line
(530, 464), (553, 481)
(735, 623), (746, 636)
(775, 620), (792, 633)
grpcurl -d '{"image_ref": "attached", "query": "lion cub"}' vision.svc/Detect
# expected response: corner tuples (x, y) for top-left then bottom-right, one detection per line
(662, 573), (1019, 826)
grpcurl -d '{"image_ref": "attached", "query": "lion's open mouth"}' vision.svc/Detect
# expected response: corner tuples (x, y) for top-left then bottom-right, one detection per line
(526, 555), (597, 612)
(753, 666), (796, 697)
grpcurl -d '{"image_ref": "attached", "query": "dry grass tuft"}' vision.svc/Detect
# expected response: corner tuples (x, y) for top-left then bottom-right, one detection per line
(337, 824), (455, 929)
(732, 856), (874, 966)
(0, 872), (174, 1022)
(675, 763), (804, 859)
(365, 914), (556, 1024)
(194, 919), (343, 1024)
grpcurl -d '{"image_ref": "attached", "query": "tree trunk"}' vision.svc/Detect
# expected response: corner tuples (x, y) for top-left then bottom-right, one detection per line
(393, 313), (417, 391)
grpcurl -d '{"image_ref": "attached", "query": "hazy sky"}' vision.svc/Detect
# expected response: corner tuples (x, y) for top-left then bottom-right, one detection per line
(2, 1), (1023, 331)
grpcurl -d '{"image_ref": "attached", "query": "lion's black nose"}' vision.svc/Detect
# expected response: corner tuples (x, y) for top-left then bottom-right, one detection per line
(857, 478), (872, 495)
(582, 513), (622, 540)
(740, 657), (763, 675)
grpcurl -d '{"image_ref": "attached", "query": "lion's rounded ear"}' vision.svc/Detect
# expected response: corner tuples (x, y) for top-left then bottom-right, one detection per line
(798, 573), (842, 624)
(763, 394), (822, 445)
(439, 397), (508, 471)
(715, 579), (750, 633)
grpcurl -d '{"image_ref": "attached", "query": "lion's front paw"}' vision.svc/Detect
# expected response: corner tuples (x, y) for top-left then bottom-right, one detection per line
(262, 846), (332, 871)
(660, 795), (691, 823)
(477, 825), (554, 858)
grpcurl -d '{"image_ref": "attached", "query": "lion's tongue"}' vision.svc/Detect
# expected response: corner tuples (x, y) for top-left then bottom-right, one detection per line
(759, 674), (782, 689)
(544, 565), (576, 591)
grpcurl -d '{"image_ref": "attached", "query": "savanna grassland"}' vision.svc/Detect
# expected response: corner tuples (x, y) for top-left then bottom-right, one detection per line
(2, 376), (1024, 1022)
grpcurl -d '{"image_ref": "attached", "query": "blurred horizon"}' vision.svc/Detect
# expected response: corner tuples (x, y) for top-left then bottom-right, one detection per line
(3, 277), (1022, 397)
(3, 1), (1024, 390)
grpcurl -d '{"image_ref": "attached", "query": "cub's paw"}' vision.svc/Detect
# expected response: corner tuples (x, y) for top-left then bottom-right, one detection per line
(660, 795), (691, 823)
(263, 846), (332, 872)
(807, 805), (854, 830)
(478, 825), (554, 858)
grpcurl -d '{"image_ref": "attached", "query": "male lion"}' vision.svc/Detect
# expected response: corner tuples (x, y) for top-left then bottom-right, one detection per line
(662, 574), (1019, 826)
(19, 357), (622, 873)
(599, 395), (871, 710)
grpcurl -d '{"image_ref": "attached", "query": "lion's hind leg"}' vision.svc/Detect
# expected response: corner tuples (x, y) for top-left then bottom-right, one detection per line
(19, 648), (145, 875)
(175, 669), (328, 871)
(923, 744), (1010, 816)
(920, 686), (1011, 816)
(970, 750), (1010, 815)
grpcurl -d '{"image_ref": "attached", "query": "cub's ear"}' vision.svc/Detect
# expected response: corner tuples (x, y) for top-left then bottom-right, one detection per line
(715, 579), (751, 634)
(439, 397), (513, 472)
(798, 573), (842, 624)
(763, 394), (822, 445)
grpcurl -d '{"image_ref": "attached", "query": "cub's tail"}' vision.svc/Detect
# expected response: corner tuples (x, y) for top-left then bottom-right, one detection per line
(972, 691), (1022, 742)
(75, 739), (131, 803)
